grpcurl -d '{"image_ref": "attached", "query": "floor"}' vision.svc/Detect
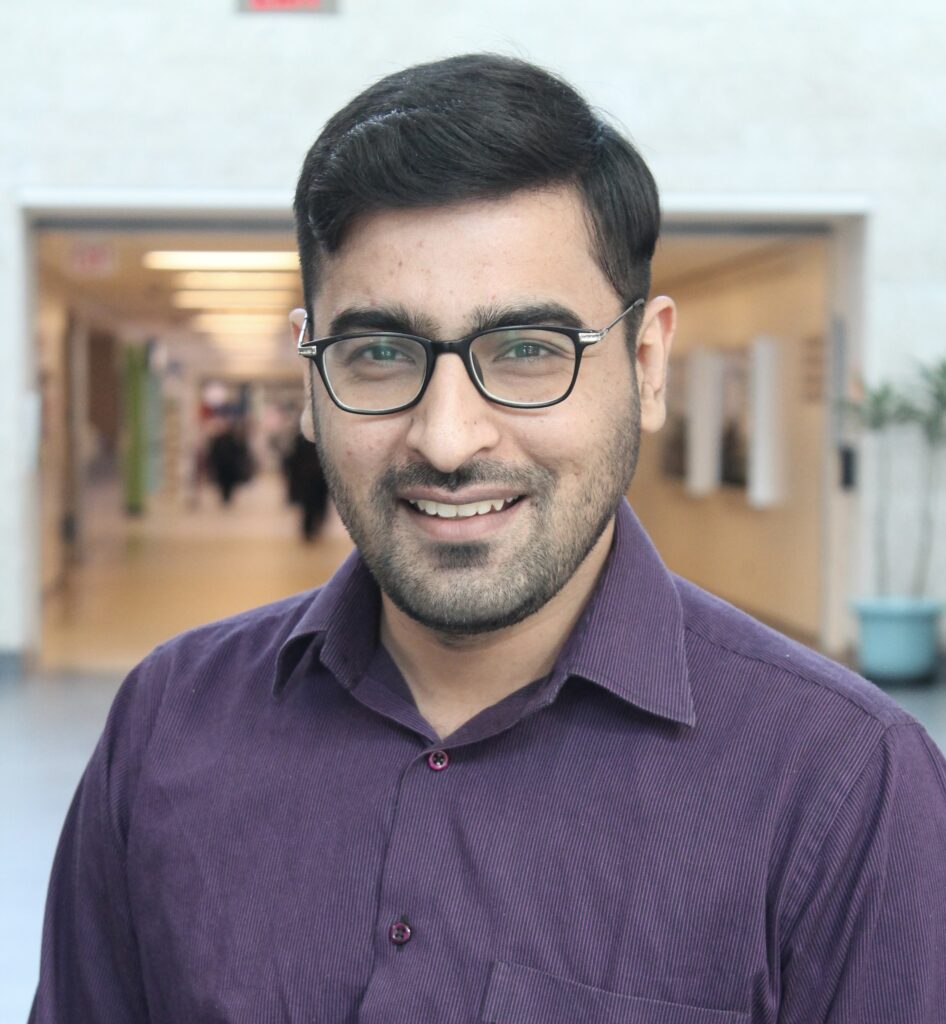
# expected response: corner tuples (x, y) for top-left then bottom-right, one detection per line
(40, 474), (353, 673)
(4, 477), (946, 1021)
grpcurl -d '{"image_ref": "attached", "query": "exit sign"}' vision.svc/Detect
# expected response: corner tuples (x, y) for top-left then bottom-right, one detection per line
(240, 0), (337, 11)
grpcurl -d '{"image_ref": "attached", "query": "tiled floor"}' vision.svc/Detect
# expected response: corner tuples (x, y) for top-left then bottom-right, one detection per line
(5, 478), (946, 1022)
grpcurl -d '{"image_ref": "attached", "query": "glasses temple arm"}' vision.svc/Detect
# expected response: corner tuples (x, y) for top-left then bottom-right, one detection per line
(296, 313), (311, 352)
(601, 297), (645, 335)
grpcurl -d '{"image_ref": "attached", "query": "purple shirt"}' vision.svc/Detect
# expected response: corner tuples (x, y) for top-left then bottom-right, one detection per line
(32, 501), (946, 1022)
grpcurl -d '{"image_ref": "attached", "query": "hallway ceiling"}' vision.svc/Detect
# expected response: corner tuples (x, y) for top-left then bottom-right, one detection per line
(36, 226), (819, 342)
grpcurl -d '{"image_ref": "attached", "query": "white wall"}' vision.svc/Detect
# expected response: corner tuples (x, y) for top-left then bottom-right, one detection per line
(3, 1), (946, 656)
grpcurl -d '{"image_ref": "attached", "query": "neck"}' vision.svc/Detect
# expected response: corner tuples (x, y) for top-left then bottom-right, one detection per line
(379, 518), (615, 739)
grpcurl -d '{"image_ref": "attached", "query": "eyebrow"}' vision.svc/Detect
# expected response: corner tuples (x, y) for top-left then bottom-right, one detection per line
(327, 301), (585, 339)
(469, 302), (585, 333)
(327, 304), (438, 338)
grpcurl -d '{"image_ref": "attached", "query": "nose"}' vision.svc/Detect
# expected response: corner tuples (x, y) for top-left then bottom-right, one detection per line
(404, 353), (502, 472)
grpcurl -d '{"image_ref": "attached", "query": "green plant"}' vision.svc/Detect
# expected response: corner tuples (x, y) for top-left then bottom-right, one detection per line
(901, 359), (946, 596)
(843, 358), (946, 597)
(842, 384), (911, 595)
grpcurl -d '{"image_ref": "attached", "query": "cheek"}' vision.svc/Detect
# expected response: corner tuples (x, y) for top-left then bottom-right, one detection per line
(531, 391), (632, 485)
(510, 415), (591, 480)
(322, 413), (401, 483)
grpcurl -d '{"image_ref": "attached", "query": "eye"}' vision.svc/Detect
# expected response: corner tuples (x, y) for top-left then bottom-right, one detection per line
(500, 341), (550, 360)
(365, 346), (400, 361)
(487, 332), (572, 361)
(343, 337), (420, 365)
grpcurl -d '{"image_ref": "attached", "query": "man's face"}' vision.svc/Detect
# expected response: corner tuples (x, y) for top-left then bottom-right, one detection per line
(301, 186), (670, 636)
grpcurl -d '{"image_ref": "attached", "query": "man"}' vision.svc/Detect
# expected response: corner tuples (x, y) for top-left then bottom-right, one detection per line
(33, 54), (946, 1022)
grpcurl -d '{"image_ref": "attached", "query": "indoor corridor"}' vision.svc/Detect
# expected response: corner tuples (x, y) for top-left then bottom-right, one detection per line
(40, 471), (352, 673)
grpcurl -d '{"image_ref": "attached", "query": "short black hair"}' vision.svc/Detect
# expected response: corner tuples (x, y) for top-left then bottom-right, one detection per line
(294, 53), (660, 327)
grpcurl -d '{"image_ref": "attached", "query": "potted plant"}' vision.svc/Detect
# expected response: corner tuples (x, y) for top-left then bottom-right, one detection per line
(846, 358), (946, 684)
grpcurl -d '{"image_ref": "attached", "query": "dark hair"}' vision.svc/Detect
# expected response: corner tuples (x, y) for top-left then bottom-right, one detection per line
(294, 53), (660, 329)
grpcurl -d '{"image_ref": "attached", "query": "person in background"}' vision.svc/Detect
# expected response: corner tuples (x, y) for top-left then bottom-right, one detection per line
(31, 54), (946, 1022)
(205, 415), (253, 505)
(283, 430), (329, 540)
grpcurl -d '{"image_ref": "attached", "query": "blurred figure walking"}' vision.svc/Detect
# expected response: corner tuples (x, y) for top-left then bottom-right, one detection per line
(206, 418), (253, 505)
(283, 432), (328, 541)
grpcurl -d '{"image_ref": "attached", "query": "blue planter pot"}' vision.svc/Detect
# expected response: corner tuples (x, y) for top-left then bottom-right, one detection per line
(851, 597), (944, 684)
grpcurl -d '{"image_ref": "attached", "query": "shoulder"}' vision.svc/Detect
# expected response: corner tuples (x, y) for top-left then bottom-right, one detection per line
(104, 588), (323, 759)
(92, 588), (324, 836)
(673, 574), (915, 731)
(670, 577), (946, 941)
(146, 588), (321, 683)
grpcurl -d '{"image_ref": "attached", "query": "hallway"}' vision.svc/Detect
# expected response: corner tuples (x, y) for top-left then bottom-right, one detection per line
(40, 472), (353, 673)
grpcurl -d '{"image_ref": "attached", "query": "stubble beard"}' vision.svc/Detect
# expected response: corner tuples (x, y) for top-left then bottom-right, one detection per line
(313, 398), (640, 639)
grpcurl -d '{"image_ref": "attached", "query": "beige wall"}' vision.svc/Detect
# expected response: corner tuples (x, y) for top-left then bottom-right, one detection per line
(35, 290), (70, 597)
(632, 238), (828, 641)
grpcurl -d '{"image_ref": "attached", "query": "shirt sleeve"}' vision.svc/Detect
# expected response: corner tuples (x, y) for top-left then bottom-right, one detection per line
(29, 661), (160, 1022)
(778, 721), (946, 1023)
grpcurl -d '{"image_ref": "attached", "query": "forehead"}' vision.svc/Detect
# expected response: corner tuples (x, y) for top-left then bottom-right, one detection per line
(314, 187), (618, 331)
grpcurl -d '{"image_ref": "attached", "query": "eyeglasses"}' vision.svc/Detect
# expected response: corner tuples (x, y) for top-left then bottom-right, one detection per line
(296, 299), (644, 415)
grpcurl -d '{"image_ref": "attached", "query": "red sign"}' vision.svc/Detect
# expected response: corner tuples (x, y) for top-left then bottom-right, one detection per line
(244, 0), (333, 10)
(68, 238), (117, 278)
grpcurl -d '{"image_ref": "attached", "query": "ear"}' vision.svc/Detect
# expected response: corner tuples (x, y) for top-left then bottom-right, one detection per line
(289, 307), (317, 443)
(635, 296), (676, 433)
(289, 306), (307, 335)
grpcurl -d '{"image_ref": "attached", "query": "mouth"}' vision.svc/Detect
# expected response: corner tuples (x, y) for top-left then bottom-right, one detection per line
(398, 493), (527, 541)
(405, 495), (523, 519)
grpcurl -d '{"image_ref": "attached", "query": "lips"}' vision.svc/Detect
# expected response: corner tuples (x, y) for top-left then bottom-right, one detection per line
(407, 496), (521, 519)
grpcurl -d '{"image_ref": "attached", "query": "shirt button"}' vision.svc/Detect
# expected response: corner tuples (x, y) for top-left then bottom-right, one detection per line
(427, 749), (450, 771)
(389, 920), (412, 945)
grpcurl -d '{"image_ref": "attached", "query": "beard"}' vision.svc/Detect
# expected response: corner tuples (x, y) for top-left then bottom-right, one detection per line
(312, 385), (641, 638)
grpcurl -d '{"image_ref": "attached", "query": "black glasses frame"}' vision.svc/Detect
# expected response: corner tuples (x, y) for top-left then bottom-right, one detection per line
(296, 298), (645, 415)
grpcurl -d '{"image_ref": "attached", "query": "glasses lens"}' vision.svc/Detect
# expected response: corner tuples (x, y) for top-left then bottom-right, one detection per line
(322, 335), (427, 411)
(470, 329), (576, 405)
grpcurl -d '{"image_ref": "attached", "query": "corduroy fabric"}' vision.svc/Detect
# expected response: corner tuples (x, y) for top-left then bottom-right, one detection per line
(32, 501), (946, 1022)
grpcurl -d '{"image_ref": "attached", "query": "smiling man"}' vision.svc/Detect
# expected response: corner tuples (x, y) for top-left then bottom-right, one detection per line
(292, 188), (668, 739)
(33, 55), (946, 1023)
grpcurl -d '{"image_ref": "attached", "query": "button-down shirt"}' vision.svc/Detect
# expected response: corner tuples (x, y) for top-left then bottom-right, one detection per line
(32, 501), (946, 1022)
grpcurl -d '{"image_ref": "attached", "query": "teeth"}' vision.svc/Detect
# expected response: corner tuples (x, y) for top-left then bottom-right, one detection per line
(409, 497), (517, 519)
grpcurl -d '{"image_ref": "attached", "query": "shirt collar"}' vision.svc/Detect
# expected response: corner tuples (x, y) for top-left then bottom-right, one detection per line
(273, 499), (694, 728)
(273, 549), (380, 698)
(554, 499), (695, 726)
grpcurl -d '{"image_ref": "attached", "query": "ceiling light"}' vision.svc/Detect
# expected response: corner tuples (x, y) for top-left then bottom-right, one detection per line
(203, 333), (287, 347)
(175, 271), (301, 290)
(144, 251), (299, 271)
(191, 313), (288, 333)
(173, 290), (297, 310)
(194, 325), (287, 336)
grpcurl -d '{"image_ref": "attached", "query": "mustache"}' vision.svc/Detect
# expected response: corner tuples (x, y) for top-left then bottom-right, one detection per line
(378, 459), (555, 495)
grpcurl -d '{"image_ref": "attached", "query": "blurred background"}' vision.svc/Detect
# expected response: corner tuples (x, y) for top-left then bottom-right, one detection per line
(2, 1), (945, 1019)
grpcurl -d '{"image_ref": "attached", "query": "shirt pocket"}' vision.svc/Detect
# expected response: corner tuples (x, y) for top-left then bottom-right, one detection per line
(481, 962), (750, 1024)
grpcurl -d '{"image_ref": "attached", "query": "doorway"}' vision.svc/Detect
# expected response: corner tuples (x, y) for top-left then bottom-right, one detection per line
(25, 204), (862, 671)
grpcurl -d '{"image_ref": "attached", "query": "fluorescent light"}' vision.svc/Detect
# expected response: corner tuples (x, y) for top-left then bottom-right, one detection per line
(203, 333), (286, 346)
(144, 250), (299, 271)
(192, 328), (285, 338)
(175, 271), (301, 290)
(173, 290), (296, 310)
(191, 313), (288, 333)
